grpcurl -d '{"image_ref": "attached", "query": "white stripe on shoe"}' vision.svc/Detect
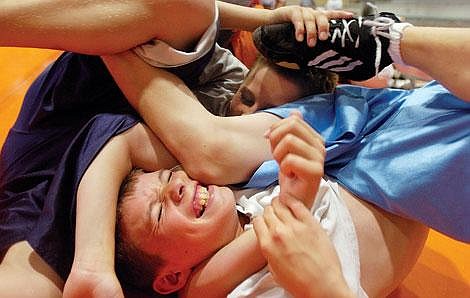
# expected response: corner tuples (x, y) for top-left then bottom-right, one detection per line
(307, 49), (363, 72)
(328, 60), (364, 72)
(307, 50), (338, 66)
(320, 56), (353, 68)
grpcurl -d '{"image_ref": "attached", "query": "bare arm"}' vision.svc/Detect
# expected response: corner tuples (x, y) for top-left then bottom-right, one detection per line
(0, 0), (214, 54)
(251, 114), (352, 298)
(181, 113), (327, 297)
(63, 135), (130, 298)
(217, 0), (272, 31)
(101, 51), (279, 185)
(64, 124), (177, 297)
(266, 112), (325, 208)
(401, 26), (470, 101)
(180, 230), (266, 298)
(217, 2), (354, 46)
(254, 198), (354, 298)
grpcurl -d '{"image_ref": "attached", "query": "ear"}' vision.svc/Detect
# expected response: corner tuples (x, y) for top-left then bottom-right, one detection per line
(152, 268), (191, 294)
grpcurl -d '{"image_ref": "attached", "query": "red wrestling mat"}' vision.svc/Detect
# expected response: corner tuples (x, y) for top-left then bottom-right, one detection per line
(0, 47), (469, 297)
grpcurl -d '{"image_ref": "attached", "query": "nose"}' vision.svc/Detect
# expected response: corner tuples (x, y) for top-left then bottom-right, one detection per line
(229, 98), (258, 116)
(163, 171), (188, 203)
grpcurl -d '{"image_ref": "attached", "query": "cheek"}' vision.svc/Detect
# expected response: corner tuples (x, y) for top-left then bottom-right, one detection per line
(283, 83), (304, 102)
(202, 214), (238, 254)
(213, 189), (240, 235)
(162, 205), (190, 233)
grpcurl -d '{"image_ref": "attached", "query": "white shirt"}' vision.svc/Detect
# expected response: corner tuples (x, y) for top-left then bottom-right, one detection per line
(230, 179), (368, 298)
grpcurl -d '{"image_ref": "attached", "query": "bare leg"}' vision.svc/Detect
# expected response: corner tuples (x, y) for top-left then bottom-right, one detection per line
(0, 241), (64, 298)
(400, 26), (470, 101)
(0, 0), (215, 54)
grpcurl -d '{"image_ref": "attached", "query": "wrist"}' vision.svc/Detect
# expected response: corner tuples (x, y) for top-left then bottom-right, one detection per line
(65, 267), (122, 298)
(71, 256), (115, 274)
(322, 272), (355, 298)
(266, 8), (277, 26)
(73, 233), (116, 272)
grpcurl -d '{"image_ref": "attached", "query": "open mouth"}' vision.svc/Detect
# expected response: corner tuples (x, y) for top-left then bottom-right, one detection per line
(193, 185), (209, 218)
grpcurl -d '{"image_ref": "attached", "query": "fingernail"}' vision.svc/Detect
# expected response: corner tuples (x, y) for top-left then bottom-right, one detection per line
(297, 33), (304, 42)
(320, 32), (328, 40)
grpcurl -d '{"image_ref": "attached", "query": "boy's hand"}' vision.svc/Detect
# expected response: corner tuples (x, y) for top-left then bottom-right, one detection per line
(269, 6), (353, 47)
(64, 267), (124, 298)
(253, 197), (353, 298)
(265, 110), (325, 208)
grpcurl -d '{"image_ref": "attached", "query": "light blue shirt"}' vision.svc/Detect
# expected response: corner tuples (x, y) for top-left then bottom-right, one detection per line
(244, 81), (470, 242)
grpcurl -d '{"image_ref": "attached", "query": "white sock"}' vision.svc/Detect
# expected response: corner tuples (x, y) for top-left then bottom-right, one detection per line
(388, 22), (413, 65)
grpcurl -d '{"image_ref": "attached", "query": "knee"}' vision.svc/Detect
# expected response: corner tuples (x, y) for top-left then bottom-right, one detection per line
(146, 0), (216, 50)
(0, 264), (63, 298)
(173, 0), (215, 29)
(0, 242), (64, 297)
(150, 0), (215, 24)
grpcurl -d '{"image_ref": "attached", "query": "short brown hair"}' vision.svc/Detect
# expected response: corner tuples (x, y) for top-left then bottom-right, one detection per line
(255, 55), (339, 96)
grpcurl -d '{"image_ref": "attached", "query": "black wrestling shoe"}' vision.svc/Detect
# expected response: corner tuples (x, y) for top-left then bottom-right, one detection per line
(253, 12), (402, 81)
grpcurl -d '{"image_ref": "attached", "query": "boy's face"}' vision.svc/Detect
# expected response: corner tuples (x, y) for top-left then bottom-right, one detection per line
(120, 169), (241, 270)
(228, 63), (304, 116)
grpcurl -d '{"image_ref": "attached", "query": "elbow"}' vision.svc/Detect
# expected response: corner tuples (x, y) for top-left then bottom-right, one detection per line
(184, 166), (223, 185)
(179, 142), (230, 185)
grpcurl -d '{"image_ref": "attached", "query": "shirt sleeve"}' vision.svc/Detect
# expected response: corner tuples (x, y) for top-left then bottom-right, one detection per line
(192, 44), (248, 116)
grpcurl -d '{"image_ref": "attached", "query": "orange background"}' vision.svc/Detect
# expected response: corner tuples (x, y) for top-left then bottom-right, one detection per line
(0, 47), (469, 297)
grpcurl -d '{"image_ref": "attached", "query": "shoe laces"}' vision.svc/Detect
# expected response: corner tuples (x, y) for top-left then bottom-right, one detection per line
(329, 12), (397, 78)
(330, 16), (395, 47)
(363, 16), (396, 77)
(330, 18), (364, 49)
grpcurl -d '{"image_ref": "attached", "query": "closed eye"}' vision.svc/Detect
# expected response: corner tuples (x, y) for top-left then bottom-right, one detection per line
(167, 171), (173, 183)
(240, 88), (256, 107)
(149, 199), (161, 236)
(157, 202), (163, 222)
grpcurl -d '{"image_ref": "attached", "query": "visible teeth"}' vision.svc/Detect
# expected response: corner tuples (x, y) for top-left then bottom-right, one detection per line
(199, 187), (209, 207)
(194, 186), (209, 218)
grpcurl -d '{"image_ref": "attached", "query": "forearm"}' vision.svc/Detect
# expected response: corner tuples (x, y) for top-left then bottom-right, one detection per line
(217, 1), (272, 31)
(102, 52), (277, 185)
(72, 122), (178, 268)
(73, 138), (132, 272)
(65, 124), (178, 297)
(1, 0), (214, 54)
(181, 230), (266, 298)
(101, 52), (224, 182)
(401, 26), (470, 101)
